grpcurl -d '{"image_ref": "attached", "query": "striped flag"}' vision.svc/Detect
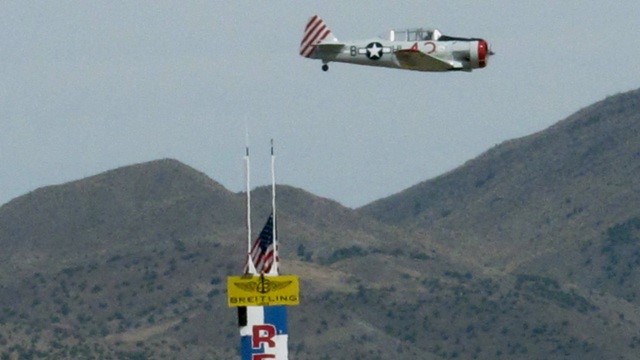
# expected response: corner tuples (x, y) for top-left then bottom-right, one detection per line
(239, 214), (289, 360)
(248, 214), (277, 274)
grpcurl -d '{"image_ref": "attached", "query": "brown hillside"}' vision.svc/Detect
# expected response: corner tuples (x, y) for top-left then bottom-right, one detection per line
(359, 88), (640, 273)
(2, 88), (640, 358)
(0, 159), (244, 279)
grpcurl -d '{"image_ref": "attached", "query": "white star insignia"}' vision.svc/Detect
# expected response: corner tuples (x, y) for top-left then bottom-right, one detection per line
(367, 43), (382, 59)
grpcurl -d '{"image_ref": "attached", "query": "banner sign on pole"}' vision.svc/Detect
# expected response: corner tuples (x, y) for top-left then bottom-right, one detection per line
(228, 275), (300, 307)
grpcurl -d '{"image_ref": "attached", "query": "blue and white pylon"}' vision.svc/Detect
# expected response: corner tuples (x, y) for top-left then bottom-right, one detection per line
(237, 139), (289, 360)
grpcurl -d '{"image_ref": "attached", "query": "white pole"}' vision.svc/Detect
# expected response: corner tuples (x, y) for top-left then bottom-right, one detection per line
(245, 138), (256, 275)
(270, 139), (278, 275)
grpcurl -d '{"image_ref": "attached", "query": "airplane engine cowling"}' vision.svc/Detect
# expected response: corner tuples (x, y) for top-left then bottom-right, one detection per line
(468, 39), (489, 68)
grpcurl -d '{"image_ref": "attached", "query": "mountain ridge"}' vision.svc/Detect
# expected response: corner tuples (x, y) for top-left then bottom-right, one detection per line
(1, 89), (640, 358)
(359, 88), (640, 271)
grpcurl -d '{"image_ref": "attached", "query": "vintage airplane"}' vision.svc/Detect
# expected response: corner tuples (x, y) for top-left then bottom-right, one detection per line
(300, 15), (494, 73)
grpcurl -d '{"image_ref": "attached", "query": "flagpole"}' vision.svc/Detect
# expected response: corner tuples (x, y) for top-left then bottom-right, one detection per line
(270, 139), (278, 275)
(245, 138), (256, 275)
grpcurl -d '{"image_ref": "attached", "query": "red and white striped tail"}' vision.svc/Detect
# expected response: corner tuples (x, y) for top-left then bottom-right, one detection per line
(299, 15), (337, 58)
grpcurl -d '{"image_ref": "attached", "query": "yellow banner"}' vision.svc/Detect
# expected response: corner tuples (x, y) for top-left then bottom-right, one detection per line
(227, 274), (300, 307)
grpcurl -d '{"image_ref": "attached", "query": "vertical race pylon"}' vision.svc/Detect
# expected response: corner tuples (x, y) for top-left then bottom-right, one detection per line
(229, 139), (299, 360)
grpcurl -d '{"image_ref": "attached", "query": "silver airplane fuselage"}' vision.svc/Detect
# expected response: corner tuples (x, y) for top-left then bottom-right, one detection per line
(318, 38), (488, 72)
(300, 15), (492, 73)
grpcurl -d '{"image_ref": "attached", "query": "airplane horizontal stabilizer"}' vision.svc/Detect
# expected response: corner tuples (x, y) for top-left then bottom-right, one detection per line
(316, 43), (345, 54)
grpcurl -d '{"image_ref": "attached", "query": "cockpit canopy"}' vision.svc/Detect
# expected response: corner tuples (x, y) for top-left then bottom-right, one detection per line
(389, 28), (442, 42)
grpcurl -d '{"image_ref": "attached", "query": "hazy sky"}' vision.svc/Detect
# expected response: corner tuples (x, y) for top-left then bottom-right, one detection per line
(2, 2), (639, 208)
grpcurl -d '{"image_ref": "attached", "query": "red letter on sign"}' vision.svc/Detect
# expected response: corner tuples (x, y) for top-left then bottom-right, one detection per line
(252, 355), (276, 360)
(252, 324), (276, 349)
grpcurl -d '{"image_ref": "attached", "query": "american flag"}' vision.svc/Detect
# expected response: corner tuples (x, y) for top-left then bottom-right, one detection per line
(248, 214), (277, 274)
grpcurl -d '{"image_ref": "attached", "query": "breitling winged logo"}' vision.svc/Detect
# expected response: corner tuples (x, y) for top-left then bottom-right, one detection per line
(233, 277), (293, 294)
(227, 274), (300, 307)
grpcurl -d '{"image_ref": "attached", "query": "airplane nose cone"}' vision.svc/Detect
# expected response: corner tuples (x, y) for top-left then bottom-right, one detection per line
(478, 39), (489, 68)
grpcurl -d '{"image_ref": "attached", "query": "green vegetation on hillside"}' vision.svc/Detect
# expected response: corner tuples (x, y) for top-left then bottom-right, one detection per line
(2, 89), (640, 358)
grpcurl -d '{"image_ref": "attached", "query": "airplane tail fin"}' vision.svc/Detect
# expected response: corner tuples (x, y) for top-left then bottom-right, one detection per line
(299, 15), (338, 58)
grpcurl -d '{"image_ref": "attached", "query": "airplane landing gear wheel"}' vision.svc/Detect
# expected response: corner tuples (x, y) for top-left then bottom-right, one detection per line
(322, 64), (329, 72)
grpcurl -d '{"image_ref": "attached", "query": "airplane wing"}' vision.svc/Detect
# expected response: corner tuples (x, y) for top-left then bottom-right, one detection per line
(395, 50), (456, 72)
